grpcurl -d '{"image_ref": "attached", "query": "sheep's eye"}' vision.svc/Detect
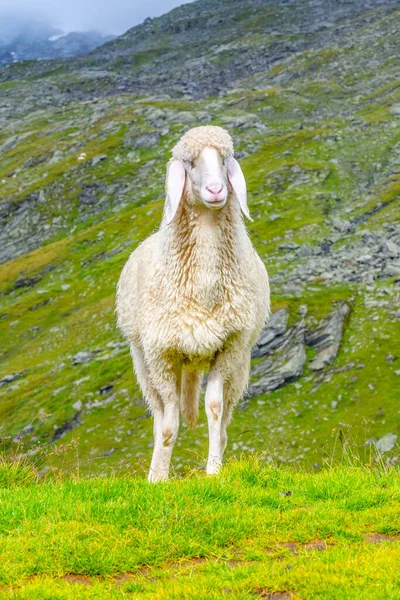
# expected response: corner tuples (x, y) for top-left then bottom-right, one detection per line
(184, 159), (194, 170)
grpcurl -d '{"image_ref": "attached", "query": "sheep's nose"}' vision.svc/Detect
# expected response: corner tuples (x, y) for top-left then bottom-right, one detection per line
(206, 184), (223, 195)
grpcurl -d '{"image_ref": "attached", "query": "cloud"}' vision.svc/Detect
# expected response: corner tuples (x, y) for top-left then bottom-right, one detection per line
(0, 0), (192, 35)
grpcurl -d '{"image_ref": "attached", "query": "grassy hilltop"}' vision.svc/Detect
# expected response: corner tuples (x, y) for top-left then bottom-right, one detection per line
(0, 457), (399, 599)
(0, 0), (399, 474)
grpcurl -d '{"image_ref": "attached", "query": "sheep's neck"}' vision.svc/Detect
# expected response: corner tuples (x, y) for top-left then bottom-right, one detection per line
(167, 201), (243, 304)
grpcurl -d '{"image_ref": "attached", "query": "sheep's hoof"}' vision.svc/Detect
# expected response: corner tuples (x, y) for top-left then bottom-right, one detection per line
(148, 469), (169, 483)
(206, 457), (222, 475)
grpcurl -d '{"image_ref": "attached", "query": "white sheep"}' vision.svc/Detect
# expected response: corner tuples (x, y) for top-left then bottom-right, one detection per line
(116, 126), (270, 482)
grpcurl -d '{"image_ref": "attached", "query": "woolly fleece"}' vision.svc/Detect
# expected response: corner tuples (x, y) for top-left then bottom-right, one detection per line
(172, 125), (234, 162)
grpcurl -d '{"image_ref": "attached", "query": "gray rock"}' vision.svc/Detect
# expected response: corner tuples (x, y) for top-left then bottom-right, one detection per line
(279, 242), (300, 250)
(252, 308), (289, 358)
(52, 414), (81, 441)
(298, 304), (308, 317)
(169, 111), (197, 123)
(23, 157), (35, 168)
(298, 244), (313, 257)
(356, 254), (372, 263)
(390, 104), (400, 116)
(249, 342), (306, 396)
(13, 423), (34, 442)
(123, 131), (160, 148)
(282, 282), (303, 294)
(306, 302), (350, 371)
(48, 150), (64, 165)
(383, 261), (400, 276)
(0, 132), (31, 154)
(330, 217), (351, 232)
(146, 108), (167, 127)
(220, 114), (258, 129)
(382, 240), (400, 256)
(0, 372), (24, 387)
(72, 351), (98, 365)
(365, 438), (377, 446)
(91, 154), (107, 166)
(375, 433), (398, 453)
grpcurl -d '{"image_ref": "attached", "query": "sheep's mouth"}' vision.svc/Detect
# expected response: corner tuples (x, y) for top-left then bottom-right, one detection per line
(204, 198), (226, 209)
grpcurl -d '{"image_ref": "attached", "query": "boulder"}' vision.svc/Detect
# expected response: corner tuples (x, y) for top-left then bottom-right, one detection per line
(0, 372), (24, 387)
(249, 342), (306, 396)
(72, 350), (99, 365)
(252, 308), (289, 358)
(306, 302), (350, 371)
(91, 154), (107, 166)
(123, 131), (160, 148)
(375, 433), (398, 453)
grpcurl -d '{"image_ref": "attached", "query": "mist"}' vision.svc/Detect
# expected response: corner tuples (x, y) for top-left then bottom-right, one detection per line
(0, 0), (192, 37)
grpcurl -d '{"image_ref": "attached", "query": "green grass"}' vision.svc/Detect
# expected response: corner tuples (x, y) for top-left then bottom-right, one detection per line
(0, 457), (398, 599)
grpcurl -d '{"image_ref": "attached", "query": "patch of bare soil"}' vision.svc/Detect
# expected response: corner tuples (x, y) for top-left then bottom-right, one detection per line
(365, 533), (400, 543)
(253, 591), (293, 599)
(61, 574), (93, 586)
(276, 539), (329, 555)
(304, 540), (327, 551)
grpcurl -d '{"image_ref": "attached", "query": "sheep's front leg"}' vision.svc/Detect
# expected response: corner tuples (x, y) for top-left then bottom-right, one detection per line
(205, 368), (224, 475)
(148, 400), (180, 483)
(148, 404), (165, 483)
(147, 365), (181, 483)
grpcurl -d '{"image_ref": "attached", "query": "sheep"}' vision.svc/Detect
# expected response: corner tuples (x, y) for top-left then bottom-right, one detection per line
(116, 125), (270, 482)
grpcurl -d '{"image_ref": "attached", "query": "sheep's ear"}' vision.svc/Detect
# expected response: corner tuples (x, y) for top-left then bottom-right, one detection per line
(226, 156), (253, 221)
(164, 159), (186, 224)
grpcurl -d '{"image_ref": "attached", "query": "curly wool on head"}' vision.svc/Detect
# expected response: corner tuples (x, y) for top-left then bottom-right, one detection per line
(171, 125), (234, 162)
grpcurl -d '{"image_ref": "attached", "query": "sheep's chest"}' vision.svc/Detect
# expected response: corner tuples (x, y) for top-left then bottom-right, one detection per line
(147, 276), (250, 361)
(142, 222), (254, 361)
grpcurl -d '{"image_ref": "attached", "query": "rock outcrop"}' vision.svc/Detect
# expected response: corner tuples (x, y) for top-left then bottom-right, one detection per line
(306, 303), (350, 371)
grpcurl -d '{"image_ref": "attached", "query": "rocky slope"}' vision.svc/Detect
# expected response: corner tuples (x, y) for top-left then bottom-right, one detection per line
(0, 0), (399, 474)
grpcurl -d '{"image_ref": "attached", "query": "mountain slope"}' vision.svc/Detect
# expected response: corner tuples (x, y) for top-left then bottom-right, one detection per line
(0, 0), (399, 474)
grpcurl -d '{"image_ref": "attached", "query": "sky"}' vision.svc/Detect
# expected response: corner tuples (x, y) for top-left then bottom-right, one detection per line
(0, 0), (192, 36)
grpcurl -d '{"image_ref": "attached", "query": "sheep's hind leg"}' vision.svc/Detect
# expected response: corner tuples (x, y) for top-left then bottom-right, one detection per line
(180, 370), (202, 427)
(205, 368), (224, 475)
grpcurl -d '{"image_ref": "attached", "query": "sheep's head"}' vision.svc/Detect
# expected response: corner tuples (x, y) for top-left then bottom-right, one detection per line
(164, 126), (252, 224)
